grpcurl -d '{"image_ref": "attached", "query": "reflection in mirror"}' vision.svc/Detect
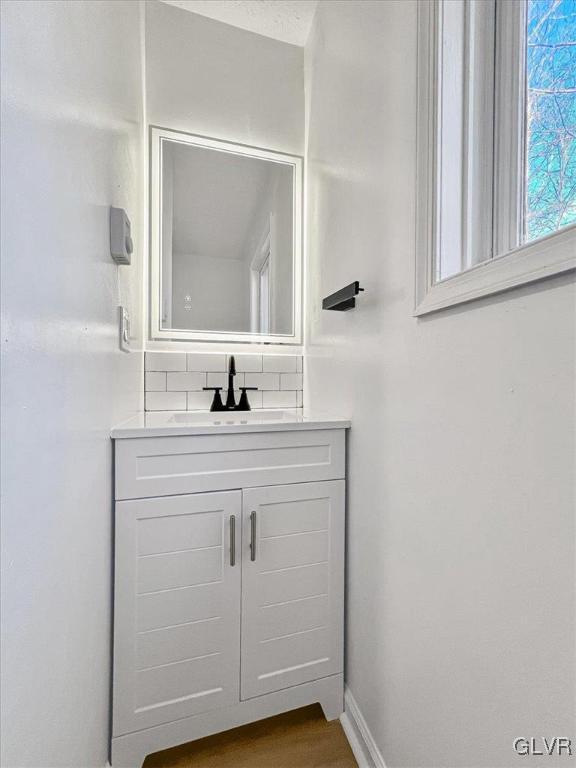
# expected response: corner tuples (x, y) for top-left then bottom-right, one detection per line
(155, 131), (300, 341)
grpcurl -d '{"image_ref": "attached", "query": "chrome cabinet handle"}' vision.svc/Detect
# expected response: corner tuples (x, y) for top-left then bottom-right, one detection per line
(250, 511), (257, 562)
(229, 515), (236, 567)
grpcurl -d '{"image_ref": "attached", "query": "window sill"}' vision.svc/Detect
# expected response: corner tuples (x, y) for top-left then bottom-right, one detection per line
(414, 224), (576, 316)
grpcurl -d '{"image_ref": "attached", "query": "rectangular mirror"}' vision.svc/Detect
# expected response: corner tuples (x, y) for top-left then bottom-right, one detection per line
(150, 128), (302, 344)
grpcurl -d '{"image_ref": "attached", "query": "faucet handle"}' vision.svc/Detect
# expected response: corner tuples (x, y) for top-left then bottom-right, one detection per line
(203, 387), (225, 412)
(237, 387), (257, 412)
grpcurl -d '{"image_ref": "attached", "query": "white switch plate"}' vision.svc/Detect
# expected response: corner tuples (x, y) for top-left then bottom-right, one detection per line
(118, 306), (131, 353)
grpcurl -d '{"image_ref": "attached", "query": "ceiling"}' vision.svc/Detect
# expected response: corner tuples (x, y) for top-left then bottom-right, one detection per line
(160, 0), (318, 46)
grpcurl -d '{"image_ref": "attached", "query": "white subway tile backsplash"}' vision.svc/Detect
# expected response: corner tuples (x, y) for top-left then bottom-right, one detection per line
(167, 372), (206, 391)
(230, 355), (263, 372)
(263, 390), (297, 408)
(280, 373), (303, 391)
(145, 352), (186, 372)
(187, 353), (227, 372)
(145, 372), (166, 392)
(263, 355), (298, 373)
(145, 391), (187, 411)
(187, 391), (214, 410)
(143, 352), (303, 411)
(245, 372), (280, 391)
(245, 390), (263, 409)
(207, 371), (245, 389)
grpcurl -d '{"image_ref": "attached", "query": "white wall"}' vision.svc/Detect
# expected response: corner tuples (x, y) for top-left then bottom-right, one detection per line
(305, 3), (575, 767)
(0, 1), (144, 766)
(146, 0), (304, 155)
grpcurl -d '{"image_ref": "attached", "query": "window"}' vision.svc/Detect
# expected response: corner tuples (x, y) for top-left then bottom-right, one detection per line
(524, 0), (576, 242)
(250, 224), (272, 334)
(415, 0), (576, 315)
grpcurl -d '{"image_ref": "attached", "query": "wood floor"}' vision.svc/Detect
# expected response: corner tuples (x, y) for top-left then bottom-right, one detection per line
(143, 704), (358, 768)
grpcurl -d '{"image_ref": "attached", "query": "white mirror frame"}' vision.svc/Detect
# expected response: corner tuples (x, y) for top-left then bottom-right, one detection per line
(149, 127), (303, 344)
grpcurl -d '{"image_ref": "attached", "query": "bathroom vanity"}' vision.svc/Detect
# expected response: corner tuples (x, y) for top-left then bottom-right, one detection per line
(107, 113), (348, 767)
(110, 410), (349, 767)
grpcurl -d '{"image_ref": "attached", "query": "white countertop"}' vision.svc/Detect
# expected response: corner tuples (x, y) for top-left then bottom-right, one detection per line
(111, 409), (351, 439)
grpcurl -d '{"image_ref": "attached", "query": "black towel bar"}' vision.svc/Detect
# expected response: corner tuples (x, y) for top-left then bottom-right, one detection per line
(322, 281), (364, 311)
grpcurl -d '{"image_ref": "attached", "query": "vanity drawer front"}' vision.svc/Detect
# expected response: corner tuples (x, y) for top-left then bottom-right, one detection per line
(115, 429), (345, 500)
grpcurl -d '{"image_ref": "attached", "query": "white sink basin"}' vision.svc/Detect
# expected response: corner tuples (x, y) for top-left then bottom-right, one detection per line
(169, 409), (297, 426)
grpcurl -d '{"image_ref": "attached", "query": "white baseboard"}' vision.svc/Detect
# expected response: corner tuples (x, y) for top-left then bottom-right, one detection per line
(340, 687), (387, 768)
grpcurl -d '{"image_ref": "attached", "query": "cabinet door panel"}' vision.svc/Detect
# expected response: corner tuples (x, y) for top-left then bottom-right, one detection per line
(258, 497), (329, 537)
(138, 513), (221, 554)
(136, 653), (225, 711)
(113, 491), (241, 736)
(259, 562), (329, 606)
(257, 627), (332, 677)
(137, 581), (222, 632)
(259, 594), (330, 641)
(138, 547), (222, 593)
(137, 615), (223, 669)
(241, 481), (344, 699)
(259, 530), (329, 572)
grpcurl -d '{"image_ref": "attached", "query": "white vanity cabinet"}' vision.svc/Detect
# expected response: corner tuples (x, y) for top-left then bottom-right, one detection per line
(111, 421), (348, 767)
(113, 491), (242, 736)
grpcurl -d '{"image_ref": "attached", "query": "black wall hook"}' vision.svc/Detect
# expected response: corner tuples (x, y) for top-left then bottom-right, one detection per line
(322, 281), (364, 311)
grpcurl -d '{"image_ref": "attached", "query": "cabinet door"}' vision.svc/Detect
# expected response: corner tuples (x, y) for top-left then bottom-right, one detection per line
(241, 480), (344, 699)
(113, 491), (241, 736)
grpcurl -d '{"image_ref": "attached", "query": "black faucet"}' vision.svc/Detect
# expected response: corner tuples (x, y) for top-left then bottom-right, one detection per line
(225, 354), (237, 409)
(203, 356), (257, 412)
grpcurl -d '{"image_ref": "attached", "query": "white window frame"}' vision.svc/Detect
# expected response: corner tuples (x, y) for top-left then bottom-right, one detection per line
(258, 254), (271, 332)
(250, 223), (272, 334)
(415, 0), (576, 316)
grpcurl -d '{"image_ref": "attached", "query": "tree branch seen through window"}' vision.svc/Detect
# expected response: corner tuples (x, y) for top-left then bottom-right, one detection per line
(525, 0), (576, 241)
